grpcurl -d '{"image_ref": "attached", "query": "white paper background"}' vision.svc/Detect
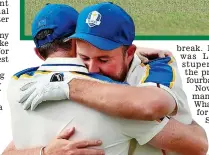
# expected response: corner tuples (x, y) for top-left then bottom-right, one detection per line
(0, 0), (209, 154)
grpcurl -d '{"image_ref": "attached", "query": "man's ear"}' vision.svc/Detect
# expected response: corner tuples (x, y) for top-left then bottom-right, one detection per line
(70, 39), (77, 57)
(34, 48), (45, 60)
(126, 44), (136, 62)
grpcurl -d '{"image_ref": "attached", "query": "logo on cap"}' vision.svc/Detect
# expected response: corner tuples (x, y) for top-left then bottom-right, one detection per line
(86, 11), (101, 27)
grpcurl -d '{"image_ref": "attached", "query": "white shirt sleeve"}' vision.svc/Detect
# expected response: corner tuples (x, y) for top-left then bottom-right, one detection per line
(139, 57), (192, 124)
(168, 58), (192, 124)
(117, 117), (169, 145)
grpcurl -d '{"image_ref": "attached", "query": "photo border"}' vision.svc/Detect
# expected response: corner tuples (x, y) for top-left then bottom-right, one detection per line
(20, 0), (209, 40)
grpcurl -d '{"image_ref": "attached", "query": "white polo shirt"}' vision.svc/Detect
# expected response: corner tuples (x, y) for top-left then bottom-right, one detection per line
(8, 57), (169, 155)
(127, 55), (192, 155)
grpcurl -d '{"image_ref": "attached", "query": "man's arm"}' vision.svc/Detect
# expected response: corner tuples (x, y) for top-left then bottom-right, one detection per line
(69, 78), (175, 120)
(2, 141), (42, 155)
(119, 117), (208, 155)
(2, 128), (104, 155)
(148, 119), (208, 155)
(135, 46), (172, 63)
(18, 72), (176, 121)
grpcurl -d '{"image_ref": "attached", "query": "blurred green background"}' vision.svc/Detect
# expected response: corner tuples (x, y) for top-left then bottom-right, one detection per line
(24, 0), (209, 36)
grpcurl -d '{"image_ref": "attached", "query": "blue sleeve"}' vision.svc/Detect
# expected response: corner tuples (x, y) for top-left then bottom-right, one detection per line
(141, 57), (175, 88)
(13, 67), (39, 79)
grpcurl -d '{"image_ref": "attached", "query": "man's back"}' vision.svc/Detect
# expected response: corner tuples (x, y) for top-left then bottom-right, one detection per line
(8, 67), (168, 155)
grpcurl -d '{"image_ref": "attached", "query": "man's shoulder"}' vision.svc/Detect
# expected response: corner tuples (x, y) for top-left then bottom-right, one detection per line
(126, 56), (175, 86)
(12, 68), (127, 85)
(12, 66), (51, 80)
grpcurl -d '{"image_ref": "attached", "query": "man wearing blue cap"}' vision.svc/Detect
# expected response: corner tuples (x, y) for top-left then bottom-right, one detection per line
(67, 2), (207, 154)
(4, 2), (208, 155)
(5, 3), (110, 155)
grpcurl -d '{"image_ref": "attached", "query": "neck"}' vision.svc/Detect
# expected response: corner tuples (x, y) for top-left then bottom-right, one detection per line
(48, 50), (76, 58)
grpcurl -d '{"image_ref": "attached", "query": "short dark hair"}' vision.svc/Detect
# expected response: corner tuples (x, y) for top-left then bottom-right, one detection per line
(35, 29), (72, 59)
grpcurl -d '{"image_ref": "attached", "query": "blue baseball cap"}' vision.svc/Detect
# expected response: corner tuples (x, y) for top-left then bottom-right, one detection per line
(32, 4), (78, 48)
(69, 2), (135, 50)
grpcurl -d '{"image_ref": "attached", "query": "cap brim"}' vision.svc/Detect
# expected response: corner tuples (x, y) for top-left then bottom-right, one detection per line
(68, 33), (121, 50)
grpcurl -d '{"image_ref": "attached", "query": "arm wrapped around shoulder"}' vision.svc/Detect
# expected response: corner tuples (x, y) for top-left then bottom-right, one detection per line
(139, 56), (192, 123)
(136, 83), (176, 120)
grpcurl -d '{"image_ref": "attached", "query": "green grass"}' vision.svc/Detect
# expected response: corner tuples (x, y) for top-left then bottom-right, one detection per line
(24, 0), (209, 36)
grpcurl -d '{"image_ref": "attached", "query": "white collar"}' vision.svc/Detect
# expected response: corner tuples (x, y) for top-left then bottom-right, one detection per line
(38, 57), (88, 73)
(126, 54), (141, 80)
